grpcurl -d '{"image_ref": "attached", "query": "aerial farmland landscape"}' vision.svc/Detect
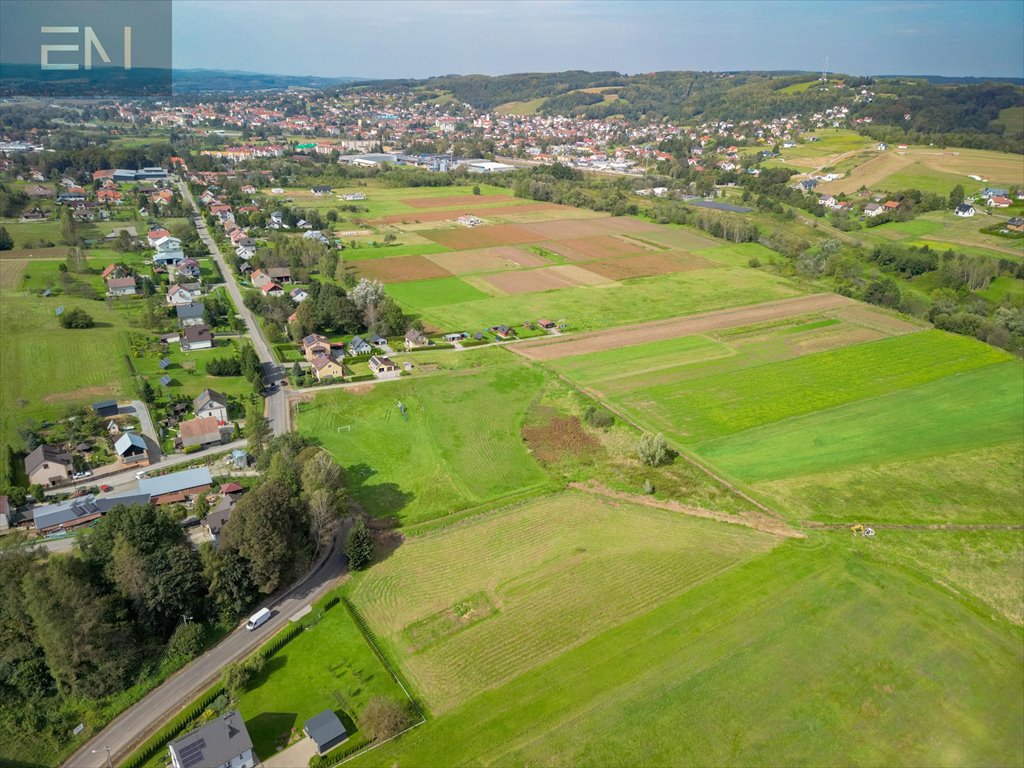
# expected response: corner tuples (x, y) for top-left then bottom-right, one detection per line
(0, 1), (1022, 767)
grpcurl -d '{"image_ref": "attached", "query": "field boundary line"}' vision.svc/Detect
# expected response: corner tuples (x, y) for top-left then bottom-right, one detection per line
(803, 521), (1024, 531)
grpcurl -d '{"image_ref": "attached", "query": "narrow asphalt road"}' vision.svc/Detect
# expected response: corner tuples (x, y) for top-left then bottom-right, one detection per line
(176, 180), (289, 437)
(65, 533), (347, 768)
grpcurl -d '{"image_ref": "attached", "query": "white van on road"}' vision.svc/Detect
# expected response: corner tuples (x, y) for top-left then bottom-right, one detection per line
(246, 607), (272, 631)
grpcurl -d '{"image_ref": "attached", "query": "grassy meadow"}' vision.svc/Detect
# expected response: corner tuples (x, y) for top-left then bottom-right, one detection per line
(348, 535), (1023, 767)
(296, 361), (551, 524)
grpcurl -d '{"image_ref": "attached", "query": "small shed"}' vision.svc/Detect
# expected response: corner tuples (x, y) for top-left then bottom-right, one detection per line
(92, 400), (120, 418)
(303, 710), (348, 755)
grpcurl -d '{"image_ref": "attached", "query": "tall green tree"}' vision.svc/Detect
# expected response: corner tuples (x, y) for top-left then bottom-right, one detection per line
(0, 225), (13, 251)
(60, 206), (76, 245)
(245, 400), (270, 460)
(345, 519), (373, 571)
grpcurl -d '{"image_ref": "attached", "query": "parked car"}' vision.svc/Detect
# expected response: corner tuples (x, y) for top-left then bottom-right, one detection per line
(72, 470), (92, 480)
(100, 484), (113, 492)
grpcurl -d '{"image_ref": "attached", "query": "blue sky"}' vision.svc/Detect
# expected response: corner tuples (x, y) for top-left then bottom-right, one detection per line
(173, 0), (1024, 79)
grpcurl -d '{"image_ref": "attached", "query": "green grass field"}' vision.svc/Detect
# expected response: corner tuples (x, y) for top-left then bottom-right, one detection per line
(349, 491), (778, 713)
(619, 331), (1011, 444)
(386, 276), (493, 309)
(276, 184), (515, 218)
(340, 242), (452, 261)
(131, 338), (256, 401)
(349, 535), (1024, 767)
(978, 276), (1024, 304)
(410, 267), (803, 333)
(296, 362), (551, 524)
(236, 593), (409, 760)
(0, 292), (136, 481)
(699, 360), (1024, 484)
(880, 163), (985, 196)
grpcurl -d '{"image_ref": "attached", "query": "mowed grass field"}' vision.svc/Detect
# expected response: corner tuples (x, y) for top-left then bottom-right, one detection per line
(296, 362), (551, 524)
(349, 491), (779, 713)
(348, 535), (1024, 767)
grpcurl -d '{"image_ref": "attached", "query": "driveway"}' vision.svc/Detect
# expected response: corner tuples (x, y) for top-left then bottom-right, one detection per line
(262, 736), (319, 768)
(121, 399), (162, 462)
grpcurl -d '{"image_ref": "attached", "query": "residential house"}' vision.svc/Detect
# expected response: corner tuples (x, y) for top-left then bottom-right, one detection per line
(194, 388), (229, 423)
(988, 196), (1012, 208)
(369, 355), (398, 375)
(981, 187), (1009, 199)
(303, 230), (330, 245)
(146, 228), (170, 246)
(25, 445), (73, 487)
(955, 203), (976, 217)
(138, 467), (213, 505)
(493, 325), (515, 340)
(175, 258), (202, 279)
(102, 263), (128, 280)
(97, 188), (122, 203)
(236, 244), (257, 260)
(167, 283), (203, 305)
(311, 353), (346, 381)
(107, 420), (121, 435)
(260, 282), (284, 297)
(883, 200), (901, 212)
(153, 249), (186, 267)
(290, 287), (309, 303)
(404, 329), (432, 351)
(864, 202), (885, 218)
(181, 324), (214, 351)
(250, 269), (274, 289)
(179, 417), (231, 449)
(1005, 217), (1024, 233)
(537, 318), (557, 329)
(176, 302), (206, 326)
(106, 276), (138, 296)
(311, 185), (333, 195)
(204, 494), (235, 547)
(304, 710), (348, 756)
(168, 712), (255, 768)
(443, 332), (467, 342)
(301, 333), (332, 362)
(367, 333), (389, 349)
(114, 432), (149, 466)
(348, 335), (372, 356)
(342, 192), (366, 201)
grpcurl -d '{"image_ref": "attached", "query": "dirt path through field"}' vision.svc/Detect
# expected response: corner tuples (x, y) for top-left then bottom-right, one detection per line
(512, 293), (856, 360)
(570, 482), (804, 538)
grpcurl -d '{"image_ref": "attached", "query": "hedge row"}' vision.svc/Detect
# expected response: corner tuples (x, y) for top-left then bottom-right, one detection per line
(308, 737), (371, 768)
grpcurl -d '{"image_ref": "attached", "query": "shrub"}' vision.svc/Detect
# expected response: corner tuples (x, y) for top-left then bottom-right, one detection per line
(206, 357), (243, 376)
(166, 622), (205, 662)
(583, 405), (614, 429)
(643, 479), (655, 495)
(360, 696), (413, 741)
(59, 307), (94, 328)
(637, 433), (669, 467)
(748, 256), (761, 268)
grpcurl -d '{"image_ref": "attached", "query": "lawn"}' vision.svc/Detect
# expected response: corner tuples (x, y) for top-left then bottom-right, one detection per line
(618, 330), (1011, 444)
(348, 535), (1024, 767)
(236, 593), (409, 761)
(131, 337), (257, 402)
(348, 491), (778, 713)
(698, 360), (1024, 483)
(881, 162), (985, 196)
(385, 276), (493, 310)
(296, 362), (551, 524)
(699, 242), (779, 267)
(411, 267), (804, 333)
(978, 275), (1024, 304)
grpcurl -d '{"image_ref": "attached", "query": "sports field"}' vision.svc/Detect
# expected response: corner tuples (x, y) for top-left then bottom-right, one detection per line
(348, 535), (1024, 767)
(348, 491), (779, 712)
(295, 363), (551, 524)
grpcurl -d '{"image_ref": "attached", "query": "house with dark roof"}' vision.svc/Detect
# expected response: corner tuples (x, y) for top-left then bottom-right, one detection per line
(348, 335), (372, 356)
(181, 325), (214, 351)
(33, 492), (151, 534)
(304, 710), (348, 755)
(92, 399), (120, 417)
(176, 302), (206, 326)
(25, 445), (73, 487)
(168, 711), (255, 768)
(955, 203), (975, 217)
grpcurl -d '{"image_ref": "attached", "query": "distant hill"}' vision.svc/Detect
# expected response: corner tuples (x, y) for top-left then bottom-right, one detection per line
(171, 68), (366, 93)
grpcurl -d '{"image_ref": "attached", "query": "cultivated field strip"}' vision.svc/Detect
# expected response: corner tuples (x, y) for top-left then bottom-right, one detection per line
(349, 492), (777, 712)
(622, 330), (1012, 444)
(513, 293), (857, 360)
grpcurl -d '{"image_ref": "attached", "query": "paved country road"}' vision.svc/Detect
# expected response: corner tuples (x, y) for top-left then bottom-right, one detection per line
(177, 180), (290, 437)
(64, 534), (346, 768)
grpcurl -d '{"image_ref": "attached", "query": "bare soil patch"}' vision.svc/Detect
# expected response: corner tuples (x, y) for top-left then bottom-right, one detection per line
(0, 260), (27, 289)
(423, 223), (545, 250)
(43, 385), (114, 404)
(482, 265), (611, 295)
(513, 293), (857, 360)
(543, 235), (649, 261)
(547, 265), (614, 286)
(355, 255), (453, 283)
(522, 407), (601, 464)
(426, 246), (546, 275)
(834, 304), (925, 334)
(584, 251), (716, 280)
